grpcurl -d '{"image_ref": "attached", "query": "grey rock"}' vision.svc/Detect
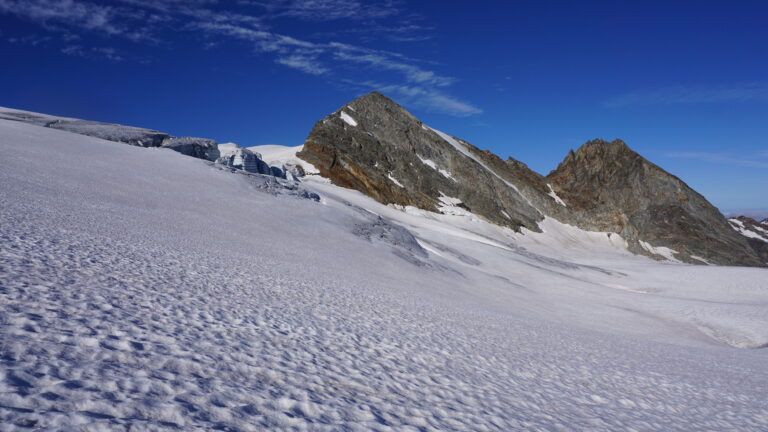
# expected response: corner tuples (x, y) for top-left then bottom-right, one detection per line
(297, 92), (543, 232)
(546, 139), (763, 266)
(728, 216), (768, 264)
(298, 93), (764, 267)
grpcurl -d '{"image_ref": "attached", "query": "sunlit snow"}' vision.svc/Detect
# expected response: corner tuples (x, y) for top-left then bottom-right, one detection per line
(2, 124), (767, 431)
(417, 155), (456, 181)
(547, 183), (567, 206)
(340, 111), (357, 127)
(729, 218), (768, 242)
(387, 173), (404, 188)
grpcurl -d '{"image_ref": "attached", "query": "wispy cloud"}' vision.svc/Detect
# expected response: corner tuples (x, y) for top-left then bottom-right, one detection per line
(353, 82), (482, 117)
(666, 151), (768, 168)
(1, 0), (120, 33)
(189, 21), (477, 115)
(62, 44), (124, 61)
(330, 43), (453, 87)
(255, 0), (401, 21)
(0, 0), (481, 117)
(606, 83), (768, 108)
(275, 53), (328, 75)
(0, 0), (155, 41)
(7, 33), (50, 45)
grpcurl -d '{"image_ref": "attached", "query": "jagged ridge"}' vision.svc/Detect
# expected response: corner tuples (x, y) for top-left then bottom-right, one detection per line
(546, 139), (762, 266)
(728, 216), (768, 264)
(297, 92), (544, 232)
(298, 93), (764, 267)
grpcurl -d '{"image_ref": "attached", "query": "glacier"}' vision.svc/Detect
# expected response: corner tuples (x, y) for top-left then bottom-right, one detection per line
(1, 118), (767, 431)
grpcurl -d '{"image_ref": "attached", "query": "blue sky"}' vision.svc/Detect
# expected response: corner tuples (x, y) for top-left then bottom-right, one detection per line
(1, 0), (766, 214)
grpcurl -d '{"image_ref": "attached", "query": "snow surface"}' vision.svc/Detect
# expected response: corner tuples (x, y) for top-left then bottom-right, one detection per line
(249, 144), (321, 176)
(547, 183), (567, 206)
(217, 142), (242, 158)
(417, 156), (456, 181)
(417, 156), (437, 170)
(387, 173), (404, 188)
(729, 218), (768, 242)
(0, 106), (167, 146)
(339, 111), (357, 127)
(639, 240), (682, 262)
(2, 125), (768, 431)
(435, 193), (476, 219)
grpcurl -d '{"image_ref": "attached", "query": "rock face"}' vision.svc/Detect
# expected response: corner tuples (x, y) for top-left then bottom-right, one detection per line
(297, 92), (544, 232)
(728, 216), (768, 264)
(546, 140), (763, 266)
(298, 92), (764, 267)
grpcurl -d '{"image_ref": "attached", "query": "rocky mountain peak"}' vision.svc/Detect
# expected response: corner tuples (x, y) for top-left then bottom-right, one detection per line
(297, 92), (544, 232)
(297, 94), (764, 267)
(546, 139), (762, 266)
(550, 139), (642, 184)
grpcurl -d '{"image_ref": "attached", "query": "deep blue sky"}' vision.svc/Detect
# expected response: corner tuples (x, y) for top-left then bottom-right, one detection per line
(1, 0), (766, 214)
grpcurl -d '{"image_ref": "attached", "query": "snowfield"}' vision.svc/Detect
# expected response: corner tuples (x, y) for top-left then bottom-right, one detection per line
(1, 118), (767, 431)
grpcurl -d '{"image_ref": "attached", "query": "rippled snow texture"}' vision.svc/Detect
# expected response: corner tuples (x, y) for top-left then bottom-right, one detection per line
(1, 119), (767, 431)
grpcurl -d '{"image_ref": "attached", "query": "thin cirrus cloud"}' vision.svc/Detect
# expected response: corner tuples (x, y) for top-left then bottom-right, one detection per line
(365, 83), (483, 117)
(260, 0), (401, 21)
(666, 151), (768, 169)
(195, 22), (481, 116)
(0, 0), (125, 35)
(0, 0), (481, 117)
(606, 83), (768, 108)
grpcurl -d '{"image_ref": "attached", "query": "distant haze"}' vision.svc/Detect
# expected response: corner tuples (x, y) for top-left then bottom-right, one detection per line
(722, 209), (768, 220)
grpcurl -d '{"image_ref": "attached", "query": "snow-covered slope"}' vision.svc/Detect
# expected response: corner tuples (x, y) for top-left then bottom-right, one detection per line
(728, 216), (768, 265)
(0, 106), (170, 147)
(729, 217), (768, 243)
(1, 120), (767, 431)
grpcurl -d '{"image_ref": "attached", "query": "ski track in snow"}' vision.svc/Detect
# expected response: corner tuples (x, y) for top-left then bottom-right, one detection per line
(1, 119), (768, 431)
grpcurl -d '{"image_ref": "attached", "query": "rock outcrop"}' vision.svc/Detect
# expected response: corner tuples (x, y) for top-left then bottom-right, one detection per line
(297, 92), (543, 232)
(728, 216), (768, 264)
(298, 92), (764, 267)
(546, 139), (762, 266)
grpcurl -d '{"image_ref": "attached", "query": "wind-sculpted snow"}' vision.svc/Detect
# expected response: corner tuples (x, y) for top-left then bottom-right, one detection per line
(2, 120), (768, 431)
(347, 203), (429, 266)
